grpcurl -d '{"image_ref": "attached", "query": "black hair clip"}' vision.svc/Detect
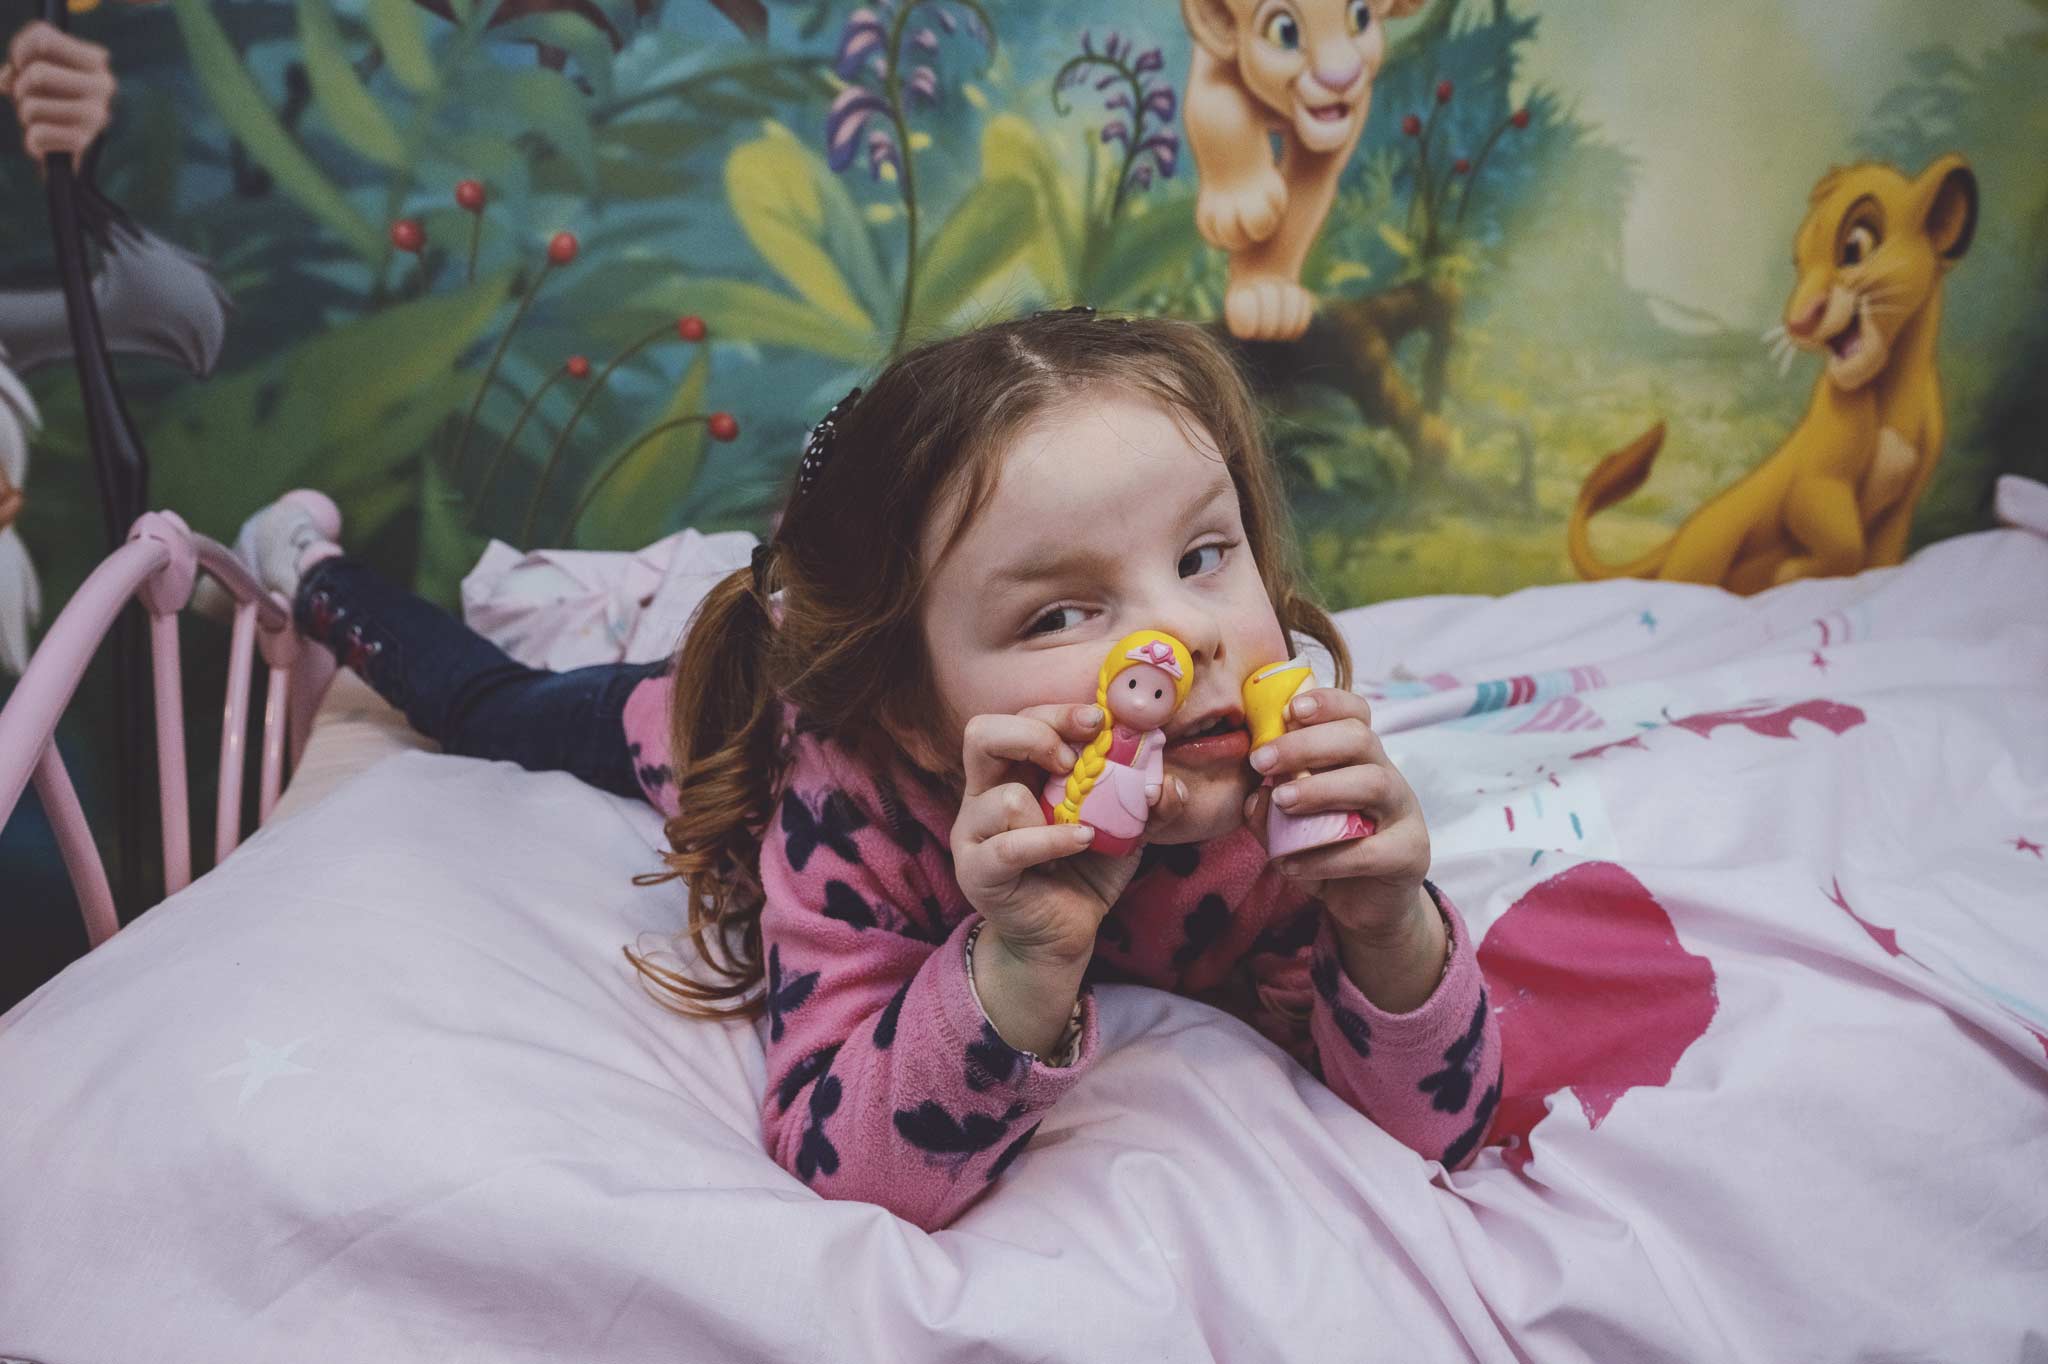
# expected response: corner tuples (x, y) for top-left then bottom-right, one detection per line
(1034, 304), (1096, 319)
(796, 385), (863, 497)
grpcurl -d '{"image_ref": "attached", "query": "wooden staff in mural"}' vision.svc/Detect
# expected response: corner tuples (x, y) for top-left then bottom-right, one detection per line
(1568, 156), (1977, 594)
(0, 5), (230, 907)
(1182, 0), (1425, 341)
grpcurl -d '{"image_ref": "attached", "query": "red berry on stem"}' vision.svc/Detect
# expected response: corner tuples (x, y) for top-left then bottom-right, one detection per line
(1402, 113), (1421, 137)
(1454, 157), (1471, 174)
(677, 315), (707, 342)
(1436, 79), (1453, 103)
(1511, 108), (1531, 130)
(566, 355), (591, 379)
(456, 179), (487, 212)
(707, 412), (739, 442)
(548, 231), (579, 265)
(390, 218), (426, 253)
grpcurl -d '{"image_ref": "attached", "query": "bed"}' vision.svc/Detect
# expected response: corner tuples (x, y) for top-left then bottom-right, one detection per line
(2, 484), (2045, 1362)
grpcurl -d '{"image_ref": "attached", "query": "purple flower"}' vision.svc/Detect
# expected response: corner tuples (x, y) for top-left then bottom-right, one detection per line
(1081, 28), (1093, 54)
(1095, 71), (1118, 91)
(1135, 47), (1162, 74)
(913, 27), (938, 54)
(1144, 85), (1176, 120)
(826, 85), (889, 172)
(834, 8), (886, 80)
(1127, 163), (1154, 193)
(866, 127), (900, 179)
(1141, 128), (1179, 178)
(936, 8), (956, 32)
(1100, 119), (1129, 146)
(869, 53), (888, 81)
(1105, 31), (1125, 60)
(905, 65), (940, 106)
(1104, 92), (1131, 111)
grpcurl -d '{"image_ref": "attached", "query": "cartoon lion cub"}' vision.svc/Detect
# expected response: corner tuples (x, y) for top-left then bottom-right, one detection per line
(1569, 154), (1977, 594)
(1182, 0), (1425, 342)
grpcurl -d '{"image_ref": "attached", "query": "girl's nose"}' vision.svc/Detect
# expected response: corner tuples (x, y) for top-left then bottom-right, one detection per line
(1146, 599), (1224, 673)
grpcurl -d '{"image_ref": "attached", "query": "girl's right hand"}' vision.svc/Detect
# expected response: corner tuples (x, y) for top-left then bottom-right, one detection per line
(952, 703), (1184, 971)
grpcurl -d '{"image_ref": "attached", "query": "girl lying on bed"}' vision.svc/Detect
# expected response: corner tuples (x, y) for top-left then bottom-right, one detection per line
(232, 310), (1501, 1231)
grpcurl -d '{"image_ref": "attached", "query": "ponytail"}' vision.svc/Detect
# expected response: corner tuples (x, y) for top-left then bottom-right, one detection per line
(624, 565), (782, 1022)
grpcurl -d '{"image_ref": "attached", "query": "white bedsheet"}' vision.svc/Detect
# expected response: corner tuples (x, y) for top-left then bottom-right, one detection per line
(3, 485), (2046, 1362)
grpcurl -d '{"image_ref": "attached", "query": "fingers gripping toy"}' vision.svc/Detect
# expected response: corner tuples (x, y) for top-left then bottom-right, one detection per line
(1041, 630), (1195, 856)
(1242, 654), (1375, 857)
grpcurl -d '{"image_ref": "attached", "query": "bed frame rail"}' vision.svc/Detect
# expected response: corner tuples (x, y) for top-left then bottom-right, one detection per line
(0, 510), (335, 947)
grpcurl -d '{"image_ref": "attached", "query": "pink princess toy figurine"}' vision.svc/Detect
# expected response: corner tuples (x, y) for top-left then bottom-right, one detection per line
(1040, 630), (1195, 856)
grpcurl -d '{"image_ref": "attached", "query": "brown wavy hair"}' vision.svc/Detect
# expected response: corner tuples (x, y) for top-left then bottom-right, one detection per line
(624, 310), (1353, 1021)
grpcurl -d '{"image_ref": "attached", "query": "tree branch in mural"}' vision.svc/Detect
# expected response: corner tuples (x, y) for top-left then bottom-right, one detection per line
(826, 0), (995, 354)
(1181, 0), (1426, 342)
(1568, 156), (1978, 594)
(1195, 27), (1533, 483)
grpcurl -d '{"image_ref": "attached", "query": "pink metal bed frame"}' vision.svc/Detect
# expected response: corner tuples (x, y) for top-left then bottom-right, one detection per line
(0, 509), (337, 947)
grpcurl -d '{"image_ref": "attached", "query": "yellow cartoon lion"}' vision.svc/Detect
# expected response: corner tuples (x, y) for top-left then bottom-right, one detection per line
(1569, 154), (1977, 594)
(1182, 0), (1425, 342)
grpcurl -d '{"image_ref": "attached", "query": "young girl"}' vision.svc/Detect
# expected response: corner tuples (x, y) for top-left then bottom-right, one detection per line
(238, 309), (1501, 1232)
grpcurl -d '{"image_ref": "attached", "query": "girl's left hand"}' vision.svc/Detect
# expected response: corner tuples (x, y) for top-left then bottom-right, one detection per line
(1243, 686), (1432, 940)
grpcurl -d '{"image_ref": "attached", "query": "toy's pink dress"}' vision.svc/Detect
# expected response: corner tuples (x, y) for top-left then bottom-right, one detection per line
(1038, 724), (1164, 856)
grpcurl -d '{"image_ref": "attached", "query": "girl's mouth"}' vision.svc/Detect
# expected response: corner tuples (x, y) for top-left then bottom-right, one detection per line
(1167, 715), (1251, 765)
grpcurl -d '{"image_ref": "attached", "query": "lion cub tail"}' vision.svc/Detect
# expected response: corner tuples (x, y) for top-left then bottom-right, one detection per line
(1568, 422), (1673, 581)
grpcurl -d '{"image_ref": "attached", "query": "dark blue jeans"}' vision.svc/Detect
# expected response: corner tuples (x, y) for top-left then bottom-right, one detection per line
(294, 556), (666, 800)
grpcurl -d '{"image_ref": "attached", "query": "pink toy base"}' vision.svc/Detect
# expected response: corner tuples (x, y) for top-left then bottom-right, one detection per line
(1037, 789), (1142, 857)
(1267, 805), (1375, 858)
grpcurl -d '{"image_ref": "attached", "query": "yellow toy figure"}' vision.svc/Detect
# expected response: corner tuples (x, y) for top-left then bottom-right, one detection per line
(1243, 654), (1374, 855)
(1182, 0), (1425, 341)
(1041, 630), (1195, 857)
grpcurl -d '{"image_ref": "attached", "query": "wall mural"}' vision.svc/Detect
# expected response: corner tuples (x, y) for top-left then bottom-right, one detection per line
(0, 0), (2043, 958)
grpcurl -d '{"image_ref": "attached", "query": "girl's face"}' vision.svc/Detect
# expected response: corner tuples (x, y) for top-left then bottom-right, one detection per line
(919, 389), (1288, 844)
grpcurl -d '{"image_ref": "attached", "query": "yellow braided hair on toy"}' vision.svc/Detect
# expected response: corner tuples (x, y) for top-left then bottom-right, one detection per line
(1053, 629), (1194, 825)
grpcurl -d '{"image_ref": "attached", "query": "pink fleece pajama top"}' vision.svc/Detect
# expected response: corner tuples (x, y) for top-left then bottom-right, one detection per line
(621, 674), (1502, 1232)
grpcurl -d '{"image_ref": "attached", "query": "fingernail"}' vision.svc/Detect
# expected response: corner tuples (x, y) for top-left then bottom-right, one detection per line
(1291, 695), (1317, 720)
(1145, 783), (1161, 802)
(1174, 778), (1187, 802)
(1077, 705), (1102, 728)
(1250, 746), (1276, 773)
(1244, 794), (1259, 820)
(1075, 825), (1095, 842)
(1057, 744), (1077, 768)
(1273, 783), (1297, 807)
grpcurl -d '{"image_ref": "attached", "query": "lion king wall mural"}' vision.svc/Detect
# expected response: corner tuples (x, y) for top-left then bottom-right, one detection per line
(0, 0), (2043, 990)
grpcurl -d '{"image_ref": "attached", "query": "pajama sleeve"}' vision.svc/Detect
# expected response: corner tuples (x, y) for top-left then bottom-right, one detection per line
(1303, 881), (1502, 1169)
(754, 738), (1104, 1232)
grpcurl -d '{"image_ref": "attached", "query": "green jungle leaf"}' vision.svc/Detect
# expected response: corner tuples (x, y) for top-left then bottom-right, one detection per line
(169, 0), (381, 260)
(298, 0), (408, 166)
(367, 0), (439, 95)
(724, 124), (883, 334)
(572, 347), (711, 547)
(908, 179), (1039, 334)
